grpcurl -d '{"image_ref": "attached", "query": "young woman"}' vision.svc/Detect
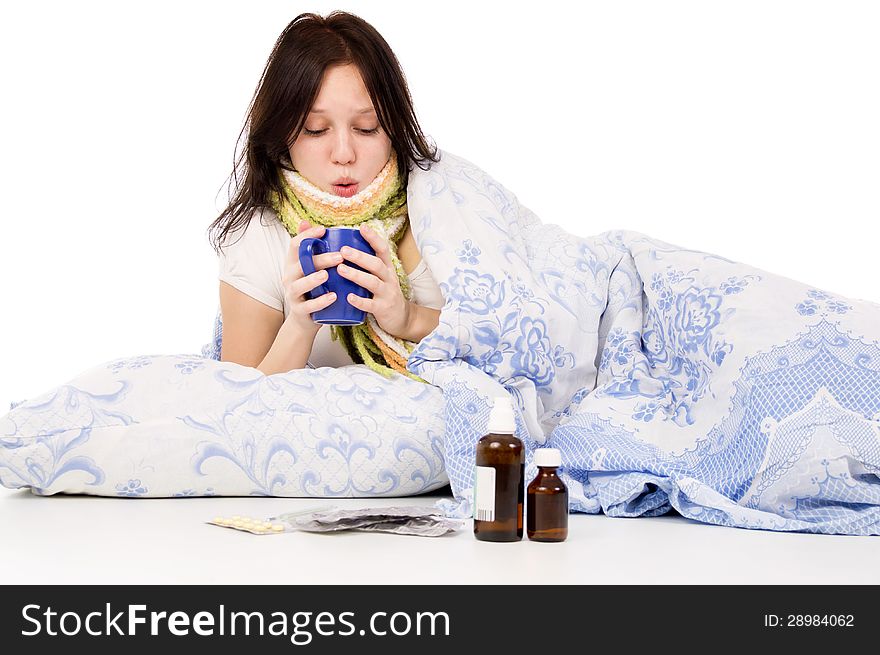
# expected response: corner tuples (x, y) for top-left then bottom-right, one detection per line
(207, 11), (444, 378)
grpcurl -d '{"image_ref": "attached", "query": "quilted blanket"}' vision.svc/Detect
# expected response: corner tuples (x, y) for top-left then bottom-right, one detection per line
(404, 150), (880, 536)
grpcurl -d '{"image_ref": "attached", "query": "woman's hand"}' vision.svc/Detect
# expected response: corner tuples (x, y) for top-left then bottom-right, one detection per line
(337, 225), (412, 339)
(281, 220), (343, 335)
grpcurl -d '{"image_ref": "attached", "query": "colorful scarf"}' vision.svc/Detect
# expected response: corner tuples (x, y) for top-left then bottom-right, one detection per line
(268, 154), (426, 383)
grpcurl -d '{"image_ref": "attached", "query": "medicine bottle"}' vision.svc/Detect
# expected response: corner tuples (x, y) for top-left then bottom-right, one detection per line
(473, 395), (524, 542)
(526, 448), (568, 542)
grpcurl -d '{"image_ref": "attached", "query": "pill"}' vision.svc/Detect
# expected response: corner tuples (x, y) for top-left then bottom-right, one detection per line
(271, 524), (284, 532)
(232, 515), (242, 520)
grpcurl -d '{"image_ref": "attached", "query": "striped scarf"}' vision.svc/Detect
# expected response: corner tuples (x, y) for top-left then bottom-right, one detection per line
(267, 154), (426, 383)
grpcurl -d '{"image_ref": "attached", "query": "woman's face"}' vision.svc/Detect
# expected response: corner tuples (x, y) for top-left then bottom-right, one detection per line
(288, 64), (393, 198)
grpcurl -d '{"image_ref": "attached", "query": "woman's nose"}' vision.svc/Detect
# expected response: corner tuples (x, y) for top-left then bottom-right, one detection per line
(331, 131), (356, 165)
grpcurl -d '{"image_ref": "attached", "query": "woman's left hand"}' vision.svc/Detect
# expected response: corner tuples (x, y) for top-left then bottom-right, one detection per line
(337, 225), (411, 338)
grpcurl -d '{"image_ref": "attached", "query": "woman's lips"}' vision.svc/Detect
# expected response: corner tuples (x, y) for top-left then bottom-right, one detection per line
(331, 183), (359, 198)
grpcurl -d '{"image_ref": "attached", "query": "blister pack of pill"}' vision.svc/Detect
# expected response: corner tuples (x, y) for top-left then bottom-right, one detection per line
(207, 506), (333, 535)
(286, 506), (466, 536)
(207, 515), (290, 534)
(208, 505), (465, 537)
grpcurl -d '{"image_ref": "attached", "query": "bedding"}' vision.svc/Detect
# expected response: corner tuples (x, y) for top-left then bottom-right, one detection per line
(0, 353), (448, 497)
(3, 148), (879, 535)
(402, 151), (880, 535)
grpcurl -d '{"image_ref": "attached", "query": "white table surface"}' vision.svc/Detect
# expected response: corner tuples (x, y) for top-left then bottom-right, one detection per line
(1, 486), (877, 585)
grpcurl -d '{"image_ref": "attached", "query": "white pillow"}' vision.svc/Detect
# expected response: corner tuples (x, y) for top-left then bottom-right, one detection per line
(0, 353), (448, 498)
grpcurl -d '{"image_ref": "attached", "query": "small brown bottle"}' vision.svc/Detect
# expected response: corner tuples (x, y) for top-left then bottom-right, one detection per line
(527, 448), (568, 542)
(473, 395), (524, 542)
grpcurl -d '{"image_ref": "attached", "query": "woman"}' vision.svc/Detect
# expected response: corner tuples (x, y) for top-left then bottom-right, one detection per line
(0, 10), (453, 500)
(208, 11), (444, 378)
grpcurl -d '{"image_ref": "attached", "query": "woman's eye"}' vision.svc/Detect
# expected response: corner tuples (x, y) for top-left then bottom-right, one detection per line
(302, 127), (379, 136)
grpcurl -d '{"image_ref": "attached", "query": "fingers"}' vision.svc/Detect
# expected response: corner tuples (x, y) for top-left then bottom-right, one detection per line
(336, 262), (380, 293)
(346, 292), (372, 313)
(289, 250), (343, 276)
(295, 223), (326, 240)
(288, 269), (336, 315)
(291, 268), (330, 298)
(299, 290), (337, 314)
(285, 223), (327, 269)
(356, 225), (395, 273)
(338, 244), (388, 282)
(315, 251), (344, 271)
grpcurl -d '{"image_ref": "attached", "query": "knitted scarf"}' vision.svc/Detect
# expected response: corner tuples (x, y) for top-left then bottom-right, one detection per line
(267, 153), (426, 383)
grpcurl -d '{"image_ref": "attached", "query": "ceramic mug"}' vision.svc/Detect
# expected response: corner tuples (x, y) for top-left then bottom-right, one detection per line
(298, 226), (376, 325)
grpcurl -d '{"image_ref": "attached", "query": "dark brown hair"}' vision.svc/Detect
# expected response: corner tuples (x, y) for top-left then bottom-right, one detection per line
(207, 11), (439, 254)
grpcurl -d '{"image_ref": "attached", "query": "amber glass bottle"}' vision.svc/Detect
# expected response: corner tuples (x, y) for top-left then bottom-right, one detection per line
(473, 395), (524, 542)
(527, 448), (568, 542)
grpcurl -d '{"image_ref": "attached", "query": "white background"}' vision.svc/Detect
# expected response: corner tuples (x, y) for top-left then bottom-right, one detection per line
(1, 1), (877, 410)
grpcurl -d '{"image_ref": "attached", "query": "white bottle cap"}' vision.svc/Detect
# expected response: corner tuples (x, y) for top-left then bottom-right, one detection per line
(534, 448), (561, 467)
(487, 395), (516, 434)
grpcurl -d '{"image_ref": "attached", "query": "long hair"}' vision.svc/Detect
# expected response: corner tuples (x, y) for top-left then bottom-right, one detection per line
(207, 11), (439, 254)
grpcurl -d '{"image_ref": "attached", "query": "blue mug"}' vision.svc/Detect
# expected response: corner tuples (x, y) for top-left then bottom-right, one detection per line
(298, 226), (376, 325)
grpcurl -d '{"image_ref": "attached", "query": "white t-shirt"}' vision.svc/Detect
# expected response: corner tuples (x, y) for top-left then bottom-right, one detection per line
(217, 209), (445, 368)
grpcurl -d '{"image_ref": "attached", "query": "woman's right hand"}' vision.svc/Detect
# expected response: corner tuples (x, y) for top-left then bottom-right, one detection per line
(282, 220), (343, 335)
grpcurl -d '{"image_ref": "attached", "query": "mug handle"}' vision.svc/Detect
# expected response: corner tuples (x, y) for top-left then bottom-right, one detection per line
(298, 238), (331, 297)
